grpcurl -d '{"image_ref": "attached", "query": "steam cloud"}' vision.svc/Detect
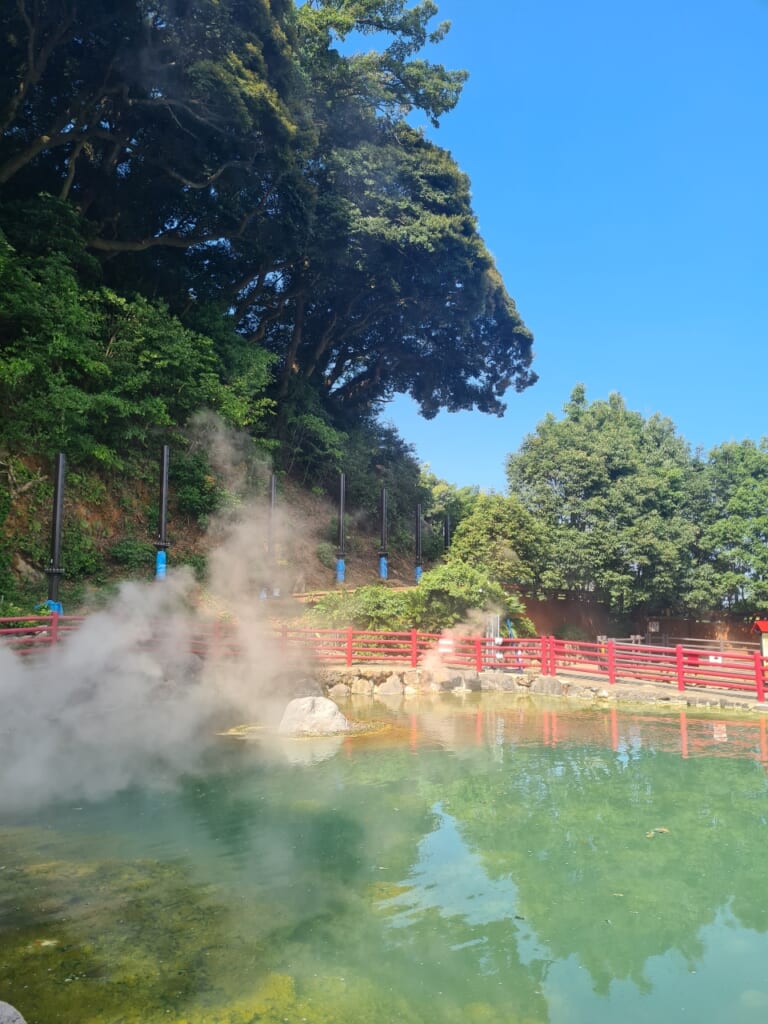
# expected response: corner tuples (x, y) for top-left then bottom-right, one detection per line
(0, 485), (308, 815)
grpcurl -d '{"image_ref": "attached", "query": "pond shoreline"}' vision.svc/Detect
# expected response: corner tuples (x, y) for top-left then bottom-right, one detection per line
(316, 663), (768, 716)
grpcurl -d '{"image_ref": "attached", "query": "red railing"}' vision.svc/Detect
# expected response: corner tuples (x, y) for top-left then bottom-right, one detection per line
(0, 614), (84, 654)
(2, 616), (765, 702)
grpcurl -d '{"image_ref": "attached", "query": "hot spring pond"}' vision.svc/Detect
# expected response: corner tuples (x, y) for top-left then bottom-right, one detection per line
(3, 696), (768, 1024)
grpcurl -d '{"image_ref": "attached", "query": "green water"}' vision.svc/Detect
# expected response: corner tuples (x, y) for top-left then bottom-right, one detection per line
(3, 697), (768, 1024)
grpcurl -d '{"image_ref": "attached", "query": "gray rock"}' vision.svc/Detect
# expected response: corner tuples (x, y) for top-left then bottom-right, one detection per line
(459, 670), (481, 691)
(327, 682), (351, 699)
(277, 696), (350, 736)
(429, 666), (463, 690)
(479, 671), (520, 692)
(350, 677), (375, 695)
(0, 1003), (27, 1024)
(403, 669), (423, 689)
(377, 673), (404, 695)
(530, 675), (564, 696)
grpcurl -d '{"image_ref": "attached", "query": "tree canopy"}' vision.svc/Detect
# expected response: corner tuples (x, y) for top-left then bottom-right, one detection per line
(499, 386), (768, 621)
(0, 0), (536, 463)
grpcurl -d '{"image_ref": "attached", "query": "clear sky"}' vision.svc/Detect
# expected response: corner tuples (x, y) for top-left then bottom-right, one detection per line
(378, 0), (768, 491)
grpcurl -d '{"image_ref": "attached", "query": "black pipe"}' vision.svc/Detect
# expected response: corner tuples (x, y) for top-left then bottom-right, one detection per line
(155, 444), (170, 579)
(415, 502), (423, 582)
(46, 452), (66, 606)
(380, 487), (388, 554)
(265, 472), (278, 598)
(379, 487), (388, 580)
(268, 472), (277, 557)
(336, 472), (346, 583)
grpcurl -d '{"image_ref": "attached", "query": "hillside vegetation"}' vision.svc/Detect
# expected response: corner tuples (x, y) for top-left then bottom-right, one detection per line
(0, 0), (535, 628)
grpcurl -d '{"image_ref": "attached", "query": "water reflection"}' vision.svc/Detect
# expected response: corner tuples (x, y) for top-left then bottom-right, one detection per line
(2, 699), (768, 1023)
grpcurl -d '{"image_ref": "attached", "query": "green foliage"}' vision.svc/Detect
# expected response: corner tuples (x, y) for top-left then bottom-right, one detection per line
(447, 493), (547, 589)
(690, 440), (768, 613)
(316, 541), (337, 571)
(506, 386), (697, 615)
(108, 538), (156, 573)
(306, 584), (414, 631)
(0, 214), (275, 467)
(419, 467), (479, 534)
(306, 561), (530, 634)
(0, 474), (13, 600)
(409, 562), (508, 632)
(170, 450), (223, 524)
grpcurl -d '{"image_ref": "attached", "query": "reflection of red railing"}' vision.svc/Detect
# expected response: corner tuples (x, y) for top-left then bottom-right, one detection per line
(2, 616), (766, 702)
(470, 704), (768, 766)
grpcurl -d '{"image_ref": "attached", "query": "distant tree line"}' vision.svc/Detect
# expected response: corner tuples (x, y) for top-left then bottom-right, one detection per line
(446, 385), (768, 622)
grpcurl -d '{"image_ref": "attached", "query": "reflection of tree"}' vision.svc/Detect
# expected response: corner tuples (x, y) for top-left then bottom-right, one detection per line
(366, 803), (550, 1021)
(436, 739), (768, 995)
(8, 711), (768, 1021)
(172, 743), (550, 1020)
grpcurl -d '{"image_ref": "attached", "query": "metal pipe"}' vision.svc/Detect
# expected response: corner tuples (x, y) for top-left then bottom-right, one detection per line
(267, 473), (280, 597)
(415, 503), (423, 582)
(379, 487), (388, 580)
(336, 472), (346, 584)
(46, 452), (66, 609)
(268, 472), (277, 557)
(155, 444), (170, 580)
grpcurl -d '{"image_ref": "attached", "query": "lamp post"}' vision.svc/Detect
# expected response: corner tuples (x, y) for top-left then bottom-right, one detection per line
(414, 503), (423, 583)
(45, 452), (66, 612)
(336, 472), (346, 584)
(379, 487), (388, 580)
(155, 444), (170, 580)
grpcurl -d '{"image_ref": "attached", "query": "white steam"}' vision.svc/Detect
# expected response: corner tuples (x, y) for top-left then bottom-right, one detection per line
(0, 490), (312, 814)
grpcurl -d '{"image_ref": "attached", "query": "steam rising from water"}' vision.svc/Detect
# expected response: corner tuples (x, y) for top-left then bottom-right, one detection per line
(0, 494), (308, 815)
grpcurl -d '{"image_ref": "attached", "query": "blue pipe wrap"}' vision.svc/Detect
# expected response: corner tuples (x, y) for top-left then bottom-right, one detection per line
(155, 550), (167, 580)
(44, 599), (63, 614)
(379, 555), (388, 580)
(415, 564), (423, 583)
(336, 558), (346, 584)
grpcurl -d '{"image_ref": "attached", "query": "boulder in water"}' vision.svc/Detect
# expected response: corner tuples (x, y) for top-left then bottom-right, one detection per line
(278, 696), (350, 737)
(0, 1003), (28, 1024)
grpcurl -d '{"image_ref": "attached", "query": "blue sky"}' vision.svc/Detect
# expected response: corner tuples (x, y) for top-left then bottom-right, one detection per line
(377, 0), (768, 491)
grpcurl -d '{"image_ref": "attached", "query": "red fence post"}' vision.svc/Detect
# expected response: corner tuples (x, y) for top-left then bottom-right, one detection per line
(50, 611), (59, 645)
(345, 627), (354, 667)
(410, 629), (418, 667)
(475, 637), (483, 673)
(676, 645), (685, 692)
(607, 640), (616, 685)
(549, 636), (557, 676)
(754, 651), (765, 703)
(540, 636), (548, 675)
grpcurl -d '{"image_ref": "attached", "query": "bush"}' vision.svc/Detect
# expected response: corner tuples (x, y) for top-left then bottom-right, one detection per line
(316, 542), (337, 571)
(108, 538), (156, 572)
(305, 560), (534, 636)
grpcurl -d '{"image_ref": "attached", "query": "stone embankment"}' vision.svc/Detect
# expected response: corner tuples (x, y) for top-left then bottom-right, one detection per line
(316, 664), (768, 713)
